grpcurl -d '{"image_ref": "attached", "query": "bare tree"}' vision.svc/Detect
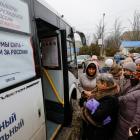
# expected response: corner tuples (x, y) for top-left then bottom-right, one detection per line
(105, 18), (122, 55)
(105, 18), (122, 48)
(86, 34), (91, 46)
(112, 18), (122, 48)
(92, 19), (106, 56)
(129, 11), (140, 40)
(93, 20), (103, 43)
(122, 11), (140, 40)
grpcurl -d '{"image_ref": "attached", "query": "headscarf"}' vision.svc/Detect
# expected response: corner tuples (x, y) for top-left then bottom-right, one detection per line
(85, 61), (98, 78)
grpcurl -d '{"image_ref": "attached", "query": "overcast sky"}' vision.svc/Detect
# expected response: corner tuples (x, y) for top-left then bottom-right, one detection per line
(46, 0), (140, 42)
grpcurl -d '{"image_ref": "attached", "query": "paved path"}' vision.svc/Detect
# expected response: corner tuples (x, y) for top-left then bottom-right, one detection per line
(55, 99), (82, 140)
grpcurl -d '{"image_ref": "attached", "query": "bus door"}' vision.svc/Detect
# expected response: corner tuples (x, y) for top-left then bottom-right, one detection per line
(60, 29), (77, 124)
(35, 19), (65, 139)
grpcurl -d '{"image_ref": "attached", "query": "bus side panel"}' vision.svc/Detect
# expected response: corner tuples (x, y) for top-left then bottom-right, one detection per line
(0, 79), (46, 140)
(30, 124), (46, 140)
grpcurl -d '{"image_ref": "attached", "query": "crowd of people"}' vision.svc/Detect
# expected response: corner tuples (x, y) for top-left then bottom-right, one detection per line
(77, 53), (140, 140)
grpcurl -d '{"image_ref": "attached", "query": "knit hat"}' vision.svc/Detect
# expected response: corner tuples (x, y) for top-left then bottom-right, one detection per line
(135, 58), (140, 64)
(105, 59), (113, 67)
(91, 55), (98, 61)
(85, 62), (97, 78)
(87, 63), (96, 69)
(123, 62), (136, 72)
(110, 64), (122, 76)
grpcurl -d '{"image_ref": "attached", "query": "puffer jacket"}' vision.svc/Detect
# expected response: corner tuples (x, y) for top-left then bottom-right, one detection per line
(113, 82), (140, 140)
(120, 78), (131, 96)
(78, 61), (98, 93)
(78, 61), (98, 107)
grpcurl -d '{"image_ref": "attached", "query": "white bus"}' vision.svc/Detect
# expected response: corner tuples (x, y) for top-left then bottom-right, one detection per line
(0, 0), (86, 139)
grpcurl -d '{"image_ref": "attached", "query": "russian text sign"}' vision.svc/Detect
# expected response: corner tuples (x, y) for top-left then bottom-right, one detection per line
(0, 0), (30, 33)
(0, 31), (35, 89)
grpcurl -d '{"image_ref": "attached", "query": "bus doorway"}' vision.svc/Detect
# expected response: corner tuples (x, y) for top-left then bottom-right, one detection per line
(35, 18), (66, 139)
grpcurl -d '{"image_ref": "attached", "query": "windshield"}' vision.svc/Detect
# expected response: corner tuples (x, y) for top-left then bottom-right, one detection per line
(77, 55), (90, 59)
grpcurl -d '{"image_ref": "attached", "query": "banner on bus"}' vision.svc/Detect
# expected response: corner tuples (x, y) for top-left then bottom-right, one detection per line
(0, 31), (35, 89)
(0, 0), (30, 33)
(0, 79), (46, 139)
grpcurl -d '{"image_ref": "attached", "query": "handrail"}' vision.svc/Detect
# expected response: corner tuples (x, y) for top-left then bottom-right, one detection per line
(43, 69), (64, 106)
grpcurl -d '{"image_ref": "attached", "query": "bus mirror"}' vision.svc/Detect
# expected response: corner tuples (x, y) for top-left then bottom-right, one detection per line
(75, 31), (86, 46)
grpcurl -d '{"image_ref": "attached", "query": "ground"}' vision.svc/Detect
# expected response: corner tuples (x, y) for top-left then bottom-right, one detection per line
(55, 99), (82, 140)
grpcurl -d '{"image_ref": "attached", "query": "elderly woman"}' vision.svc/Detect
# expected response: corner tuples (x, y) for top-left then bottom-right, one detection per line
(113, 62), (140, 140)
(81, 73), (119, 140)
(117, 62), (138, 95)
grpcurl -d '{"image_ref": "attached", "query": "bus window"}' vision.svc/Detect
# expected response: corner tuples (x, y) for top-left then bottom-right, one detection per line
(41, 36), (61, 69)
(67, 41), (76, 64)
(67, 41), (72, 62)
(67, 40), (78, 78)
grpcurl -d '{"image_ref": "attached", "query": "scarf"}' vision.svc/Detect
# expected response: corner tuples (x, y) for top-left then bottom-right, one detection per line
(82, 84), (118, 127)
(91, 84), (118, 100)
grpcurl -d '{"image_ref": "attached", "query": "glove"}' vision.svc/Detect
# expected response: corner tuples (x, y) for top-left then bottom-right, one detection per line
(103, 116), (111, 125)
(85, 98), (100, 114)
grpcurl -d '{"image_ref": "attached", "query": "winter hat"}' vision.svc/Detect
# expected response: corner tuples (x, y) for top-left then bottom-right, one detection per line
(91, 55), (98, 61)
(87, 63), (96, 69)
(110, 64), (122, 76)
(135, 58), (140, 64)
(105, 59), (113, 67)
(123, 62), (136, 72)
(86, 62), (97, 77)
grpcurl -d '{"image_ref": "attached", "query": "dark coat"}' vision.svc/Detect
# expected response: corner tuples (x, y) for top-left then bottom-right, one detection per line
(113, 82), (140, 140)
(82, 95), (119, 140)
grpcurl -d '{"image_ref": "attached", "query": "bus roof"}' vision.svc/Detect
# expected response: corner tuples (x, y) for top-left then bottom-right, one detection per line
(37, 0), (61, 17)
(36, 0), (72, 28)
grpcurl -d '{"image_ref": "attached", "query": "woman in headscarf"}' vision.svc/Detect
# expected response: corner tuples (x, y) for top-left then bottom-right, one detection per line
(78, 61), (98, 107)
